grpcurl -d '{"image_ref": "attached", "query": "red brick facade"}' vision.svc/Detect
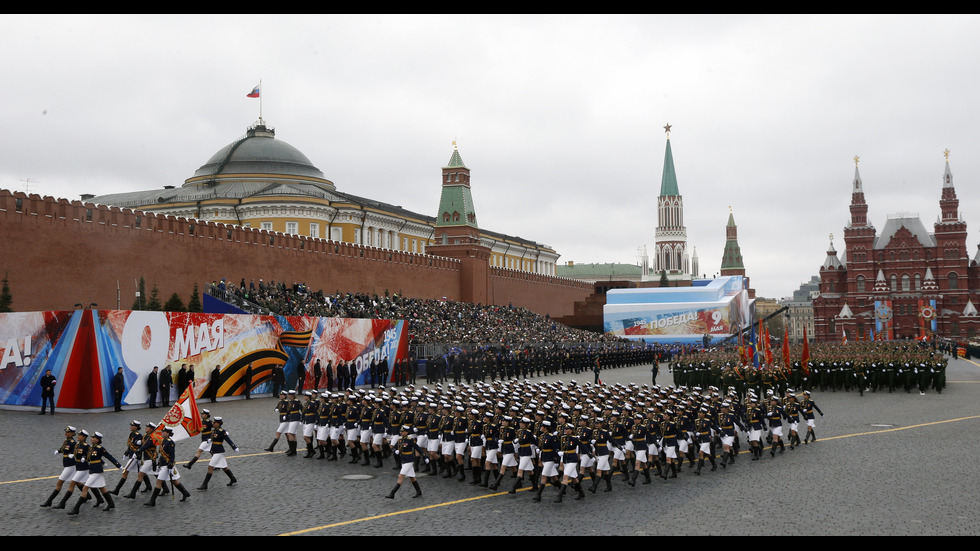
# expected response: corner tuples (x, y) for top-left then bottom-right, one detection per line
(0, 190), (591, 317)
(813, 161), (980, 342)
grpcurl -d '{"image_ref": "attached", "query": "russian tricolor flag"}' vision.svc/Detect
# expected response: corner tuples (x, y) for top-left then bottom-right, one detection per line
(247, 84), (260, 98)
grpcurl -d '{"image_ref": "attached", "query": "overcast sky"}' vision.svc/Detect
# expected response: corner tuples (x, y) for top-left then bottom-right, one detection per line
(4, 14), (980, 300)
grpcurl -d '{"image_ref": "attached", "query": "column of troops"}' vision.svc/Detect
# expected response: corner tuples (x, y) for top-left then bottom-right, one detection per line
(667, 341), (949, 399)
(40, 409), (238, 515)
(263, 377), (825, 502)
(422, 345), (661, 385)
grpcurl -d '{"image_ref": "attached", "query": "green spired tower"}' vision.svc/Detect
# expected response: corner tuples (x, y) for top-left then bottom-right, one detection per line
(654, 123), (693, 281)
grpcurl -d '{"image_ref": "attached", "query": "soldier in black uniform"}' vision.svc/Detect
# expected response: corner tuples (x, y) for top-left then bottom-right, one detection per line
(109, 420), (144, 496)
(532, 420), (560, 501)
(185, 409), (213, 468)
(265, 390), (290, 452)
(800, 390), (824, 444)
(67, 431), (121, 515)
(301, 392), (319, 458)
(554, 423), (585, 502)
(283, 390), (303, 456)
(385, 426), (423, 499)
(142, 427), (191, 506)
(693, 408), (721, 475)
(41, 425), (77, 508)
(766, 397), (789, 457)
(196, 417), (239, 490)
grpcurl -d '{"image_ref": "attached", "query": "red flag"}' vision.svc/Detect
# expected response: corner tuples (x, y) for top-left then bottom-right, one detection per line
(763, 324), (773, 365)
(151, 385), (203, 445)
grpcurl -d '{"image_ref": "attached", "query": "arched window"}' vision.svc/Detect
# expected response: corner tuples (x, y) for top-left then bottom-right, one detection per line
(914, 273), (921, 290)
(901, 274), (910, 291)
(890, 274), (897, 291)
(856, 275), (866, 293)
(949, 272), (959, 290)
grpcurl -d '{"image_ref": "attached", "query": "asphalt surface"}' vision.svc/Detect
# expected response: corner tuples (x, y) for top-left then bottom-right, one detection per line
(3, 355), (979, 536)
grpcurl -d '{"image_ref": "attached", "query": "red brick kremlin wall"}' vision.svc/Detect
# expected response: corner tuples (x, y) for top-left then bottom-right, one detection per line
(0, 190), (592, 318)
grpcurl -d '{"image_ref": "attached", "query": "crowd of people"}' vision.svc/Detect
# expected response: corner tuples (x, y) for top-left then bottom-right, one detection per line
(207, 277), (627, 348)
(261, 375), (826, 501)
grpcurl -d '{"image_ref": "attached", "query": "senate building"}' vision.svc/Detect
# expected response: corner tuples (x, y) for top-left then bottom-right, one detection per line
(812, 152), (980, 342)
(87, 118), (560, 277)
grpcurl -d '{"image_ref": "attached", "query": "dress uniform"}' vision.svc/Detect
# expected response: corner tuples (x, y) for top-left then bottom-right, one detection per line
(67, 431), (121, 515)
(490, 416), (517, 490)
(510, 418), (537, 493)
(41, 426), (77, 508)
(555, 424), (584, 502)
(766, 398), (788, 456)
(302, 392), (319, 458)
(196, 417), (239, 490)
(532, 421), (560, 501)
(284, 390), (303, 456)
(60, 430), (91, 509)
(385, 426), (423, 499)
(185, 410), (213, 469)
(480, 410), (499, 486)
(627, 414), (650, 486)
(110, 420), (145, 496)
(800, 391), (824, 444)
(467, 410), (485, 485)
(265, 391), (290, 452)
(142, 427), (191, 506)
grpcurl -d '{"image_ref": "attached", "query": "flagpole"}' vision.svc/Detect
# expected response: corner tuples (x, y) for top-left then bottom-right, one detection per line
(259, 78), (263, 123)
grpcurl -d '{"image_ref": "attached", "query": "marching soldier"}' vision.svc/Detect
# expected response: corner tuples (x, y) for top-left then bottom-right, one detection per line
(142, 427), (192, 506)
(41, 426), (77, 508)
(185, 409), (213, 468)
(800, 390), (824, 444)
(66, 431), (121, 515)
(532, 420), (560, 501)
(554, 423), (585, 502)
(265, 390), (290, 452)
(385, 426), (423, 499)
(109, 420), (145, 496)
(196, 417), (239, 490)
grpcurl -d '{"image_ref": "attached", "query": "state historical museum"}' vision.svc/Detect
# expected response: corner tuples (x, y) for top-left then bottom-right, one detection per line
(813, 152), (980, 342)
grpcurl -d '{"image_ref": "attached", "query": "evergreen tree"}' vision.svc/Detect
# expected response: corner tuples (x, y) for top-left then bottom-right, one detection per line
(187, 283), (203, 313)
(0, 272), (12, 313)
(164, 292), (185, 312)
(659, 270), (669, 288)
(132, 277), (147, 311)
(147, 284), (163, 311)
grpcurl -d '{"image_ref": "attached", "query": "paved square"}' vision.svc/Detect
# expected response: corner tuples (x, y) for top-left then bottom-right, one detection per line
(4, 355), (978, 535)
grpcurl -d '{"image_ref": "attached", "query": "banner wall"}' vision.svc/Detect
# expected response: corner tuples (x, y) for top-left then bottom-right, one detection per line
(0, 310), (408, 410)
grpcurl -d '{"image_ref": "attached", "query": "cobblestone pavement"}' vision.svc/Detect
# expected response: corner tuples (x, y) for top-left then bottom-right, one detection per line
(3, 356), (978, 535)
